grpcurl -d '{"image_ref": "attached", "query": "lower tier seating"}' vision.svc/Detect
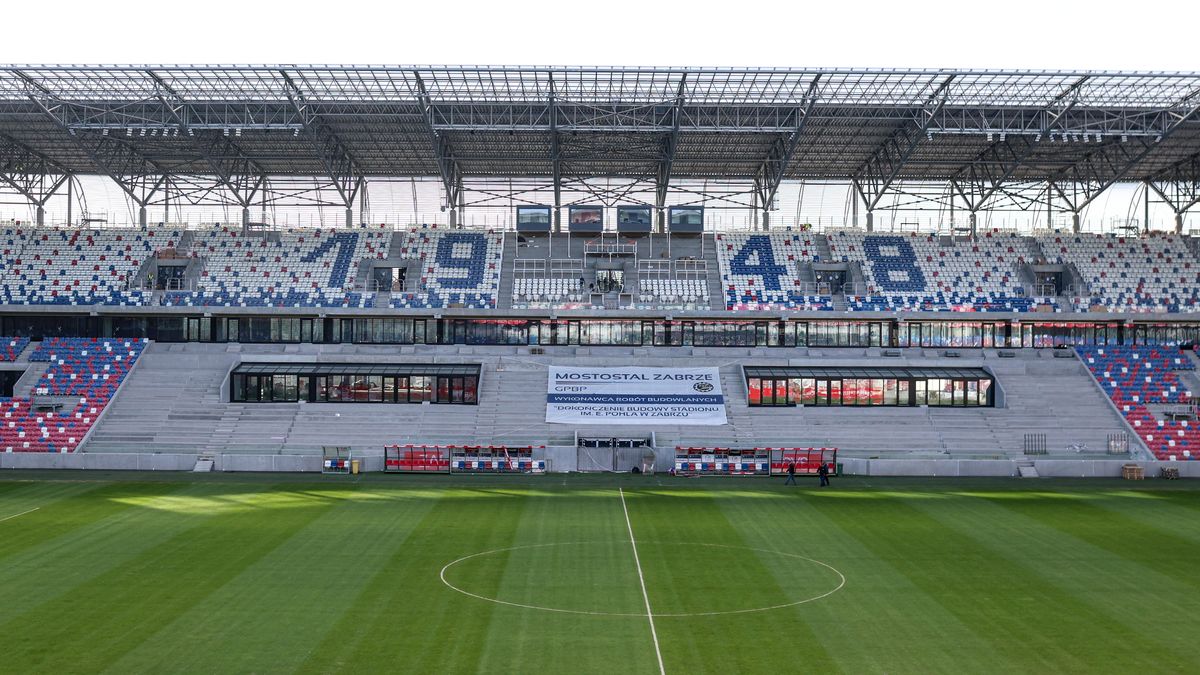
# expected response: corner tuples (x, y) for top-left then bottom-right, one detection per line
(0, 337), (30, 361)
(1077, 345), (1198, 460)
(2, 338), (147, 453)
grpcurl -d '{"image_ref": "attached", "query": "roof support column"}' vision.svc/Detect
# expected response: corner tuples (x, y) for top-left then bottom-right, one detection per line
(548, 75), (562, 234)
(969, 211), (977, 238)
(852, 75), (955, 213)
(411, 71), (464, 230)
(1176, 212), (1185, 234)
(656, 75), (687, 236)
(1144, 180), (1151, 234)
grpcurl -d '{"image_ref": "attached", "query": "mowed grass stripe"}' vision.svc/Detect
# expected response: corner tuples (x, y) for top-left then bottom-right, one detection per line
(475, 488), (657, 675)
(622, 488), (837, 674)
(807, 492), (1164, 673)
(0, 479), (96, 512)
(1088, 490), (1200, 544)
(713, 487), (1010, 674)
(0, 483), (340, 674)
(0, 482), (219, 622)
(295, 486), (528, 674)
(101, 486), (443, 675)
(975, 492), (1200, 592)
(913, 490), (1199, 670)
(0, 481), (180, 563)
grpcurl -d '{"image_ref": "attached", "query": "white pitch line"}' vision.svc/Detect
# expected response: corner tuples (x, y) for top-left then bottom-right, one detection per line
(620, 487), (665, 675)
(0, 507), (39, 523)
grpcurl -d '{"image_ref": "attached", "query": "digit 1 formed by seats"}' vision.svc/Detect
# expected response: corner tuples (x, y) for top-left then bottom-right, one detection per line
(862, 236), (927, 294)
(434, 233), (487, 289)
(729, 235), (788, 290)
(299, 232), (360, 288)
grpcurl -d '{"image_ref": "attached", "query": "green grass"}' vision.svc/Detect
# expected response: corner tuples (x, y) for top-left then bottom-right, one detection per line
(1, 472), (1199, 674)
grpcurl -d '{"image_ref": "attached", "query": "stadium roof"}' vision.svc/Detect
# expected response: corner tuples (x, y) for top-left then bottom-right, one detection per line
(1, 65), (1199, 214)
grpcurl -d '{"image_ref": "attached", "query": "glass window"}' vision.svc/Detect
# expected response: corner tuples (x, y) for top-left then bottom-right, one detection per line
(883, 379), (897, 406)
(368, 375), (383, 402)
(800, 378), (815, 405)
(411, 376), (431, 402)
(748, 378), (762, 405)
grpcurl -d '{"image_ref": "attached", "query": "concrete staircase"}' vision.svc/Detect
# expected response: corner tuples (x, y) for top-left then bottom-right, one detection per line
(497, 232), (519, 309)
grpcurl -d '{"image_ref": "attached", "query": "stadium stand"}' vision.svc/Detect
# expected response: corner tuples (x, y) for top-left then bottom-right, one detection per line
(715, 232), (831, 310)
(164, 225), (388, 308)
(828, 230), (1055, 312)
(1038, 233), (1200, 312)
(389, 227), (502, 309)
(1, 338), (146, 453)
(1077, 345), (1199, 460)
(0, 337), (29, 361)
(0, 226), (177, 305)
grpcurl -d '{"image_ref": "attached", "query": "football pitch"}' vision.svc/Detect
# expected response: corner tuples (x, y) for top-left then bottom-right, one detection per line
(1, 472), (1199, 674)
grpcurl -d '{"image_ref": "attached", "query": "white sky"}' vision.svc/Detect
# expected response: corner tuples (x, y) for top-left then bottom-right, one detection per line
(1, 0), (1197, 230)
(2, 0), (1196, 70)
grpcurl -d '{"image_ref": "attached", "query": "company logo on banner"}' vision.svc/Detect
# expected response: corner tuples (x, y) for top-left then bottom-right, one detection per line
(545, 366), (727, 425)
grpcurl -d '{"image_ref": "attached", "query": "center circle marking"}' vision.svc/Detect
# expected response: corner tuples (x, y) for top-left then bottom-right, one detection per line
(439, 541), (845, 617)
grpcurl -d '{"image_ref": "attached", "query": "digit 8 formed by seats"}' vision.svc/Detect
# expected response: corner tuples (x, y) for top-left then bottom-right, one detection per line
(861, 236), (927, 294)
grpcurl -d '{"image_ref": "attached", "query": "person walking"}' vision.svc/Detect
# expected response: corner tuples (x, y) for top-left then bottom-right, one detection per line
(818, 462), (830, 487)
(784, 461), (797, 485)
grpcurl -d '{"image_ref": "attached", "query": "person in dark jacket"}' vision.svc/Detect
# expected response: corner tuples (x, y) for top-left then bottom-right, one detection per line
(818, 463), (830, 487)
(784, 462), (797, 485)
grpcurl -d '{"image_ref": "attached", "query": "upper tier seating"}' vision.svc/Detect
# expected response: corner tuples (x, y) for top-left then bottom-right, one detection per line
(1078, 345), (1197, 460)
(829, 230), (1052, 312)
(0, 227), (177, 305)
(389, 227), (502, 309)
(165, 226), (389, 308)
(1038, 233), (1200, 312)
(0, 337), (29, 361)
(2, 337), (146, 453)
(715, 232), (830, 310)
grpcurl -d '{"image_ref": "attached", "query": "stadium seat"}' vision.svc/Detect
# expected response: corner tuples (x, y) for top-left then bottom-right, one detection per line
(714, 231), (831, 310)
(830, 229), (1056, 312)
(165, 225), (390, 308)
(388, 226), (502, 309)
(1038, 232), (1200, 313)
(1, 338), (147, 453)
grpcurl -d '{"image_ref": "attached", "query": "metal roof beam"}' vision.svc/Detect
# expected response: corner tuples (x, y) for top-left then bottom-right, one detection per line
(755, 75), (822, 211)
(1147, 151), (1200, 214)
(655, 75), (688, 214)
(549, 75), (561, 229)
(411, 71), (464, 211)
(853, 75), (956, 211)
(13, 69), (167, 207)
(280, 70), (364, 209)
(147, 70), (265, 208)
(1051, 90), (1200, 213)
(0, 132), (71, 208)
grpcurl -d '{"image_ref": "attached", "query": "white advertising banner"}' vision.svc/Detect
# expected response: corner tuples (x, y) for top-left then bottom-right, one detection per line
(545, 366), (727, 425)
